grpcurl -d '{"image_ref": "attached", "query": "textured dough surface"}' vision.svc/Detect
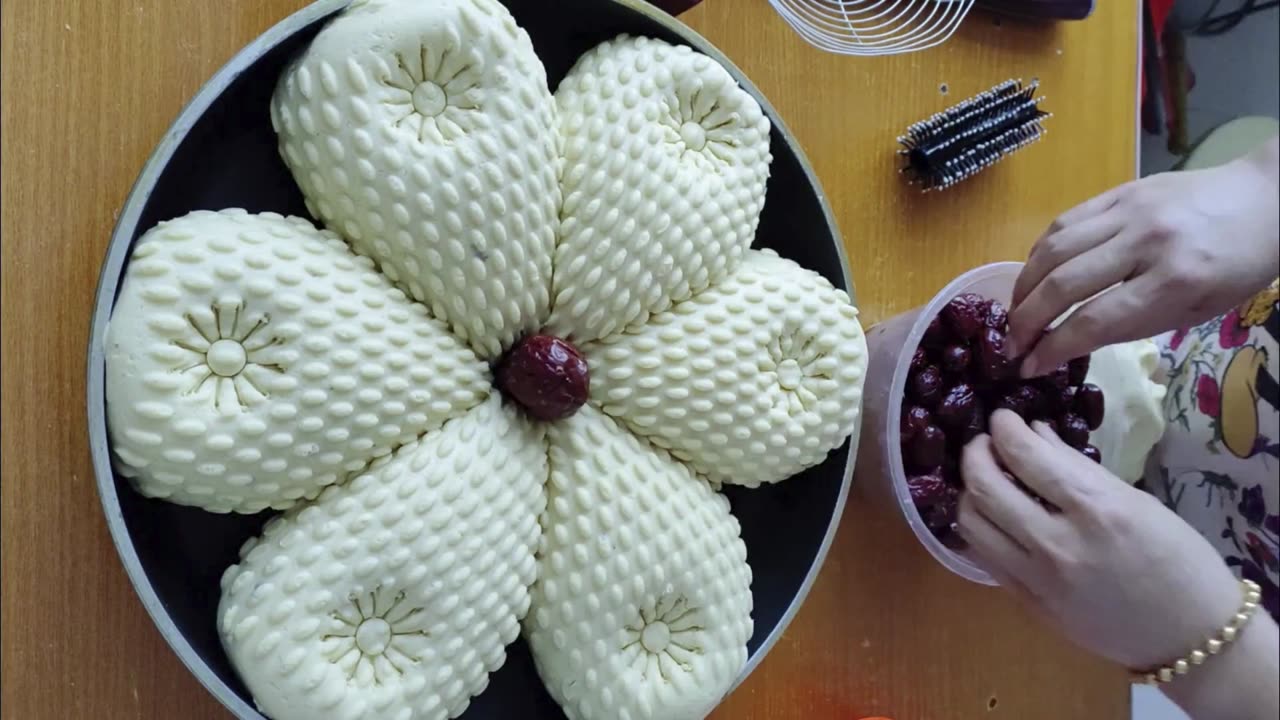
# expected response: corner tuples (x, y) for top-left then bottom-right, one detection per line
(105, 210), (489, 513)
(586, 250), (867, 488)
(218, 395), (547, 720)
(105, 4), (872, 717)
(526, 406), (753, 720)
(272, 0), (559, 359)
(546, 35), (772, 344)
(1085, 338), (1168, 482)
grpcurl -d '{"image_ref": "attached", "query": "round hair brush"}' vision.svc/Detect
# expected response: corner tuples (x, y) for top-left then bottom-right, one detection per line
(898, 79), (1050, 191)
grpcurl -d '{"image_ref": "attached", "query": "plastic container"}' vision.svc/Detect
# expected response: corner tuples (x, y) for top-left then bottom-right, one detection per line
(856, 262), (1024, 586)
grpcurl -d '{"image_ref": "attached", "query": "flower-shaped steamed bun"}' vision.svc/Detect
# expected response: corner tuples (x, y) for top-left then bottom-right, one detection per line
(104, 0), (870, 718)
(272, 0), (559, 359)
(546, 35), (772, 343)
(106, 210), (489, 513)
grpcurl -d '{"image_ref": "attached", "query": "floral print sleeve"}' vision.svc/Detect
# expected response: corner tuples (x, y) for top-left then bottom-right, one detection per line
(1146, 280), (1280, 621)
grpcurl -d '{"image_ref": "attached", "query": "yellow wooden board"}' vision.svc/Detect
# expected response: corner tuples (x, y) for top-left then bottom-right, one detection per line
(1, 1), (1137, 717)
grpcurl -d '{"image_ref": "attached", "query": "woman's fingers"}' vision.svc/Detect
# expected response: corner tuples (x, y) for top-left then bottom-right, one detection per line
(1018, 270), (1164, 377)
(987, 410), (1102, 511)
(956, 492), (1035, 583)
(1013, 206), (1125, 308)
(1030, 418), (1083, 452)
(1008, 236), (1134, 361)
(1048, 184), (1125, 231)
(960, 435), (1055, 549)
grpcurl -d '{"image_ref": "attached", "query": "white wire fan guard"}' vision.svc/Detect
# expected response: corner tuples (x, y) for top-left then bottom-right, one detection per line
(767, 0), (977, 56)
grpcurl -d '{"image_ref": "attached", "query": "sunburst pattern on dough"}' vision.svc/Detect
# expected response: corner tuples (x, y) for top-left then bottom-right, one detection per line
(620, 593), (706, 682)
(381, 43), (484, 144)
(321, 587), (431, 684)
(168, 298), (284, 412)
(657, 85), (741, 175)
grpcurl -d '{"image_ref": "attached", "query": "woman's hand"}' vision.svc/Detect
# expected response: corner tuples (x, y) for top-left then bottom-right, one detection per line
(1007, 137), (1280, 377)
(958, 410), (1241, 668)
(959, 410), (1279, 720)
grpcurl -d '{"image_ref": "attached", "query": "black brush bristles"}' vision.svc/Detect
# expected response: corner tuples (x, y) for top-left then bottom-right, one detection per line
(898, 79), (1050, 191)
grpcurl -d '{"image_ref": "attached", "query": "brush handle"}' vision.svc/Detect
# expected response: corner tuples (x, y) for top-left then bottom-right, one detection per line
(977, 0), (1096, 21)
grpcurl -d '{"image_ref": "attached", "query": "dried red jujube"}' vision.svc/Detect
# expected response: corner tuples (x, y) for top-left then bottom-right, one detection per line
(941, 344), (971, 375)
(901, 405), (933, 441)
(923, 315), (949, 348)
(910, 346), (929, 373)
(1067, 355), (1091, 387)
(976, 327), (1014, 382)
(1074, 383), (1105, 431)
(1057, 412), (1091, 449)
(985, 299), (1009, 329)
(936, 383), (978, 429)
(1039, 363), (1072, 392)
(902, 292), (1109, 545)
(907, 472), (951, 508)
(942, 293), (988, 340)
(904, 424), (947, 472)
(909, 365), (945, 408)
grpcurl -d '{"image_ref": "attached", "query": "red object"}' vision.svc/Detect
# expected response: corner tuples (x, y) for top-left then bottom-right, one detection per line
(1196, 373), (1222, 416)
(941, 293), (988, 340)
(1074, 383), (1106, 430)
(1142, 0), (1196, 138)
(901, 294), (1109, 540)
(1219, 309), (1251, 349)
(495, 335), (590, 421)
(1067, 354), (1091, 386)
(1142, 0), (1176, 106)
(1147, 0), (1176, 33)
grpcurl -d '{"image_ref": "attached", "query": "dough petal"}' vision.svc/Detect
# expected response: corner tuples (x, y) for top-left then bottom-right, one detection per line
(218, 395), (546, 720)
(546, 35), (772, 344)
(105, 210), (489, 513)
(272, 0), (559, 359)
(526, 406), (753, 720)
(586, 250), (867, 488)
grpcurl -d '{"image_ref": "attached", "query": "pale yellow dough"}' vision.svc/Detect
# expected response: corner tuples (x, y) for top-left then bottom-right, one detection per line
(1085, 338), (1168, 482)
(104, 1), (875, 718)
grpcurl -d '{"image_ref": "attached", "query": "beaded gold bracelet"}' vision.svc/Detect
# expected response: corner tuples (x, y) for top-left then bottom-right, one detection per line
(1136, 579), (1263, 686)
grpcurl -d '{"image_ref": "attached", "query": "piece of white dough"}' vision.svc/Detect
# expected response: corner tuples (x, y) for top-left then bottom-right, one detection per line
(105, 209), (490, 513)
(586, 249), (867, 488)
(526, 406), (753, 720)
(1086, 338), (1168, 482)
(218, 395), (547, 720)
(272, 0), (560, 359)
(546, 35), (772, 344)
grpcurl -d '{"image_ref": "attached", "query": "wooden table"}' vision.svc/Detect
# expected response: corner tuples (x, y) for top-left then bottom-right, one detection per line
(0, 1), (1138, 718)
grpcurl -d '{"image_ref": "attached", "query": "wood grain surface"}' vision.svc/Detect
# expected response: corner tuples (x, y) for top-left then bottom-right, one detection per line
(0, 1), (1138, 718)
